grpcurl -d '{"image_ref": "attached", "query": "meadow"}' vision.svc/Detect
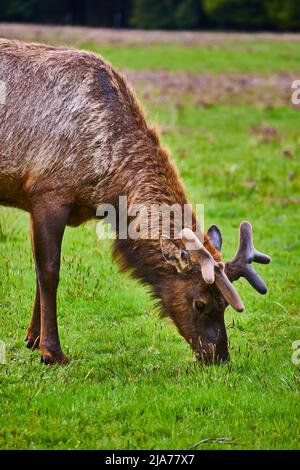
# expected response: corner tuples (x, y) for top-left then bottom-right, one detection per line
(0, 26), (300, 450)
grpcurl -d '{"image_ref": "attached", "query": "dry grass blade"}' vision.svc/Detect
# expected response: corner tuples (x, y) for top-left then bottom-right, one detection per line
(188, 437), (236, 449)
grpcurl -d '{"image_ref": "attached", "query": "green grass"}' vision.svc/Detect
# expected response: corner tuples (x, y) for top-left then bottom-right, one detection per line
(81, 40), (300, 74)
(1, 37), (300, 450)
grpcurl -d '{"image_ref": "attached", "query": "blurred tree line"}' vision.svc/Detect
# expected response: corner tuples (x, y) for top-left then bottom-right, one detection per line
(0, 0), (299, 31)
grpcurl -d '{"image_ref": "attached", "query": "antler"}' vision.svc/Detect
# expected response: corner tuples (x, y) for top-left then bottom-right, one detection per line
(225, 221), (271, 294)
(180, 228), (215, 284)
(214, 262), (244, 312)
(180, 228), (244, 312)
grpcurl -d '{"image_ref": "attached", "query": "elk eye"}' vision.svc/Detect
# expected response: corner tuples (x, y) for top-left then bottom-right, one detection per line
(194, 300), (206, 312)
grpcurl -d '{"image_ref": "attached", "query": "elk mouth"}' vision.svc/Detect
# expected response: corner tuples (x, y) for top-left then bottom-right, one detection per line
(196, 346), (230, 365)
(194, 336), (230, 365)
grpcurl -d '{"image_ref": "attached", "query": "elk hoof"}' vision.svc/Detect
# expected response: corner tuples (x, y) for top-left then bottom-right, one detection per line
(25, 333), (40, 350)
(40, 348), (69, 365)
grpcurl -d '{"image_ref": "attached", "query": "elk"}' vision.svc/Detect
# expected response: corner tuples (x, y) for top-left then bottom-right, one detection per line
(0, 39), (271, 365)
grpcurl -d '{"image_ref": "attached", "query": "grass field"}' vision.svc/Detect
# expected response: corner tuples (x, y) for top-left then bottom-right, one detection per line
(0, 26), (300, 450)
(83, 40), (300, 73)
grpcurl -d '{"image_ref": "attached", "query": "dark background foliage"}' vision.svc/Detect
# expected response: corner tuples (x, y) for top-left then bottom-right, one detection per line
(0, 0), (299, 30)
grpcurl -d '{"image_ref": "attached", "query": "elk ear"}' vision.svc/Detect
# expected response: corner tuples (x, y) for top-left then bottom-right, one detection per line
(207, 225), (222, 252)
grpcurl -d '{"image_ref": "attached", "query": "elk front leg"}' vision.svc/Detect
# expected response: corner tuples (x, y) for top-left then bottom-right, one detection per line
(26, 215), (41, 349)
(25, 277), (41, 349)
(30, 198), (70, 365)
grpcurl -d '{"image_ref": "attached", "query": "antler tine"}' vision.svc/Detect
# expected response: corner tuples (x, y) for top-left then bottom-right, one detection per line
(215, 262), (244, 312)
(228, 221), (271, 295)
(180, 228), (215, 284)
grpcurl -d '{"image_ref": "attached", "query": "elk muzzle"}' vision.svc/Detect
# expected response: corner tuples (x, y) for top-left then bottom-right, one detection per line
(195, 334), (230, 365)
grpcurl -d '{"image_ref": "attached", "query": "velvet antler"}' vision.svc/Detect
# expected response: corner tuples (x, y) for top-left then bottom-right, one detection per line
(180, 228), (245, 312)
(225, 221), (271, 295)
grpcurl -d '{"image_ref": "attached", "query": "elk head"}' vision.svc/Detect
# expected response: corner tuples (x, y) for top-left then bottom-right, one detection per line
(159, 221), (271, 364)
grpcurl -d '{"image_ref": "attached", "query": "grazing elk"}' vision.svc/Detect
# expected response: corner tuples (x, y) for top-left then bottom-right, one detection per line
(0, 39), (271, 365)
